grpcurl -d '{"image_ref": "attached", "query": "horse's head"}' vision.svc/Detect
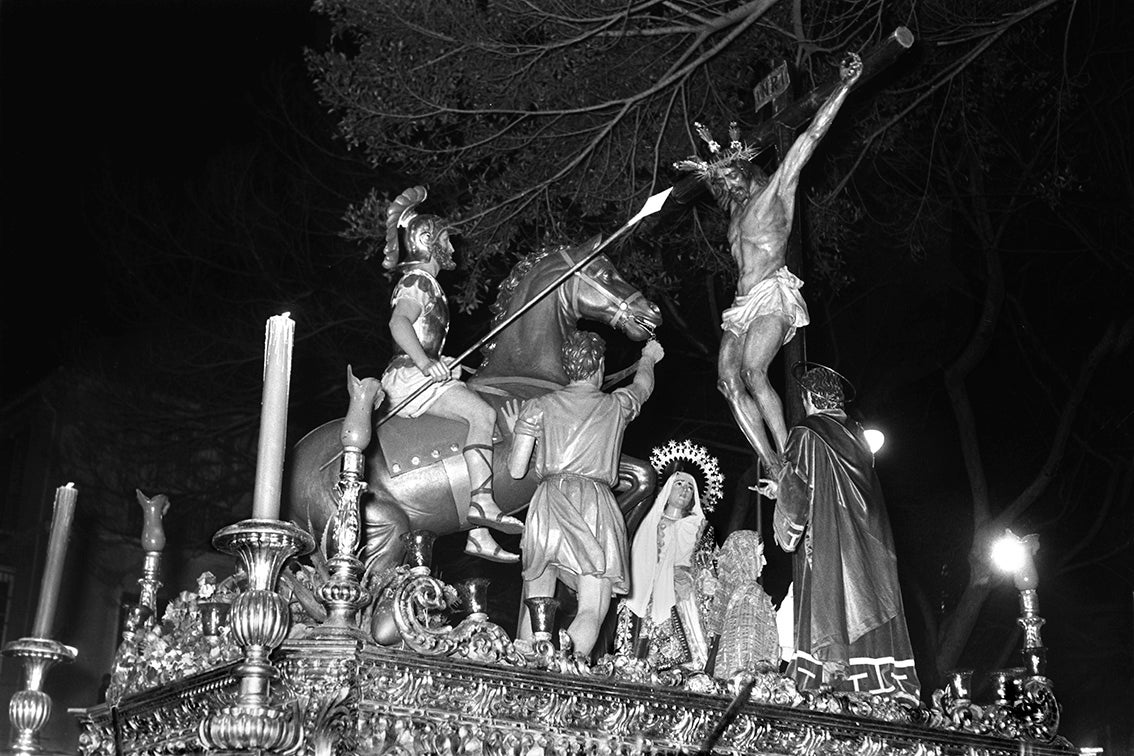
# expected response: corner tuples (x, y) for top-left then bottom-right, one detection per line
(562, 236), (662, 341)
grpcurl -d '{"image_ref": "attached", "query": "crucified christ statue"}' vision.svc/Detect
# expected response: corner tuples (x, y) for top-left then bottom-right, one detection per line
(675, 53), (862, 475)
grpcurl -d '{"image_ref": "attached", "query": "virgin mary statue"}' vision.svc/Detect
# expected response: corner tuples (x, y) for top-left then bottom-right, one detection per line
(620, 470), (711, 670)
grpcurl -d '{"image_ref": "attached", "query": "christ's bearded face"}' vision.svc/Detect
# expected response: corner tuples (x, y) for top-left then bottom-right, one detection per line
(719, 165), (751, 203)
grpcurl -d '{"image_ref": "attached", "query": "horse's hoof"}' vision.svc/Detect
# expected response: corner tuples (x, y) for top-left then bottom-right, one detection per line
(464, 540), (520, 564)
(467, 503), (525, 535)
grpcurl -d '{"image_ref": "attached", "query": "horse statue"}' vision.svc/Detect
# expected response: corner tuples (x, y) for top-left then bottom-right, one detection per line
(284, 235), (663, 579)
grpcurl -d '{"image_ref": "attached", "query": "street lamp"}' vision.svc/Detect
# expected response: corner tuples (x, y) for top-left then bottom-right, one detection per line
(862, 428), (885, 454)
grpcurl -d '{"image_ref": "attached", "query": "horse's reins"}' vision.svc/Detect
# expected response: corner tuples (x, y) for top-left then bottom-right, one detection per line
(558, 249), (654, 336)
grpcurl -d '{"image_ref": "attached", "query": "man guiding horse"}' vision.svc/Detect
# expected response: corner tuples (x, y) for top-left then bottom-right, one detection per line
(381, 186), (523, 561)
(674, 53), (862, 477)
(509, 332), (664, 658)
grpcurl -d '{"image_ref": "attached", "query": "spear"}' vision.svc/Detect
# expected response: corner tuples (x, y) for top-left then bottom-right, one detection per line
(375, 187), (674, 427)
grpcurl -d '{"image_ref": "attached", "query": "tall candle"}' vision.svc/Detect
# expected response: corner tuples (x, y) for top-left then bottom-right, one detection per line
(1013, 534), (1040, 591)
(252, 313), (295, 520)
(31, 483), (78, 638)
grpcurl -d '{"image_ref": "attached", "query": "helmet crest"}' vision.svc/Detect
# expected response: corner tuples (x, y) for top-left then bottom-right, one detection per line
(382, 186), (455, 271)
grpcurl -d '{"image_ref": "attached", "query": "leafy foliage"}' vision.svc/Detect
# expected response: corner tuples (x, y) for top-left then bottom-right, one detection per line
(307, 0), (921, 309)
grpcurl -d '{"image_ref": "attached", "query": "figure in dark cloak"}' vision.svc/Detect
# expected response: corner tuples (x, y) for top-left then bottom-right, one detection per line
(761, 363), (920, 701)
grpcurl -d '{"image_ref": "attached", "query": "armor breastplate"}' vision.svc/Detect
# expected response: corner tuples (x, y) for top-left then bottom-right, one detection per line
(391, 271), (449, 362)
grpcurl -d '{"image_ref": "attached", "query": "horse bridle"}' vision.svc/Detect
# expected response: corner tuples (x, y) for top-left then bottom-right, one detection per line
(558, 249), (653, 334)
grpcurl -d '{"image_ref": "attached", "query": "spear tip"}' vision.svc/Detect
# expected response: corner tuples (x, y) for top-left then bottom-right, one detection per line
(630, 187), (674, 224)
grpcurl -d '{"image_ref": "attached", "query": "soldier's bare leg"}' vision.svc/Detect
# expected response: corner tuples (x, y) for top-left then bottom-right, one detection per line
(718, 330), (781, 471)
(570, 575), (613, 657)
(428, 384), (523, 534)
(739, 314), (792, 457)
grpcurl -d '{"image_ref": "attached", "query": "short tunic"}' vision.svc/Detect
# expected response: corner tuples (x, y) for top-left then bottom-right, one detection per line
(720, 266), (810, 345)
(515, 382), (648, 593)
(381, 270), (458, 418)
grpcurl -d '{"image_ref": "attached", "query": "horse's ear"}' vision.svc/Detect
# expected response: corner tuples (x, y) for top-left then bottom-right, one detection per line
(585, 234), (603, 251)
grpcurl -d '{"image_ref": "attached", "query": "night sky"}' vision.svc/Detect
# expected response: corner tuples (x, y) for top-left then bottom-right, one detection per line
(1, 0), (320, 396)
(1, 0), (1131, 750)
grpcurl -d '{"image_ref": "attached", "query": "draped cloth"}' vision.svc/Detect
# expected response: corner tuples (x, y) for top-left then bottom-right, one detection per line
(773, 410), (921, 700)
(720, 266), (809, 345)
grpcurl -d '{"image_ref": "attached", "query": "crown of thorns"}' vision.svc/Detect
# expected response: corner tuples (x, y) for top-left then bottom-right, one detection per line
(672, 122), (760, 181)
(649, 439), (724, 513)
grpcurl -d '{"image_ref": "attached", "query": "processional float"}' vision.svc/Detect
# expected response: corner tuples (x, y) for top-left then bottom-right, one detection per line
(11, 276), (1074, 756)
(4, 29), (1075, 756)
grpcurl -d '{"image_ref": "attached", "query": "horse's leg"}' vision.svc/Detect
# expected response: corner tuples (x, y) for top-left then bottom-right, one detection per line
(360, 492), (411, 577)
(617, 454), (657, 538)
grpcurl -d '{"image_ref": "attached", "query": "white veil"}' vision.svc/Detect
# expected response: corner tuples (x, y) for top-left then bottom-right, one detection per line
(626, 471), (706, 624)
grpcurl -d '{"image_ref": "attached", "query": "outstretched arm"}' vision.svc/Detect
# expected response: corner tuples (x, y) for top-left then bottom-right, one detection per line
(773, 53), (863, 201)
(629, 339), (665, 400)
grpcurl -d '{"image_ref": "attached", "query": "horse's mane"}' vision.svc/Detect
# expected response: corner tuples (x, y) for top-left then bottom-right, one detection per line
(480, 244), (567, 362)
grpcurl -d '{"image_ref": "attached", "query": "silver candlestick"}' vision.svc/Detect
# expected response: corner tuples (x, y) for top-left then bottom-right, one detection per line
(199, 519), (314, 753)
(2, 637), (77, 756)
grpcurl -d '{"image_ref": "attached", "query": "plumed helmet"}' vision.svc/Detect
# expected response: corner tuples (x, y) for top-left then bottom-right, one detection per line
(382, 186), (455, 270)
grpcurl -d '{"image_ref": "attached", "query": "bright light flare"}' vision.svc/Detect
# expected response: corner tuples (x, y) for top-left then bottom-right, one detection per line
(863, 428), (885, 454)
(990, 534), (1028, 575)
(990, 529), (1040, 589)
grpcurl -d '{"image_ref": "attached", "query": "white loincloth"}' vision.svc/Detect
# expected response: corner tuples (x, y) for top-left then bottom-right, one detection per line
(721, 266), (810, 345)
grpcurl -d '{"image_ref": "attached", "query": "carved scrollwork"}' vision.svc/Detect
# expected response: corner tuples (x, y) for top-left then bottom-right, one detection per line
(925, 673), (1062, 744)
(76, 718), (115, 756)
(392, 573), (459, 655)
(448, 615), (527, 666)
(300, 685), (353, 756)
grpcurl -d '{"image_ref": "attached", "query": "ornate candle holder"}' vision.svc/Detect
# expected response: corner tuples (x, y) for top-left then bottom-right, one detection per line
(1010, 588), (1061, 740)
(524, 597), (561, 645)
(1017, 588), (1047, 678)
(514, 597), (569, 671)
(2, 637), (77, 755)
(930, 531), (1062, 741)
(313, 446), (371, 639)
(983, 668), (1027, 738)
(199, 519), (314, 754)
(932, 669), (982, 728)
(313, 369), (382, 639)
(118, 491), (170, 640)
(400, 530), (436, 575)
(196, 572), (233, 637)
(458, 578), (491, 621)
